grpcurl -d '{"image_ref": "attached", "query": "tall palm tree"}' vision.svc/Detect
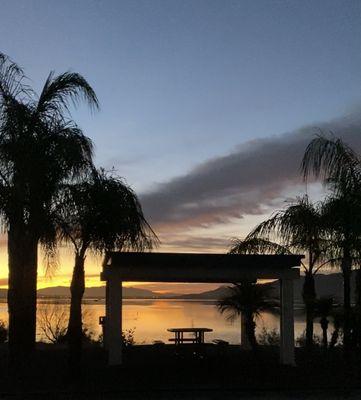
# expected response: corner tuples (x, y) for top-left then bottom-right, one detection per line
(217, 281), (278, 350)
(320, 193), (361, 349)
(244, 195), (329, 349)
(57, 168), (157, 367)
(0, 53), (98, 361)
(302, 135), (361, 349)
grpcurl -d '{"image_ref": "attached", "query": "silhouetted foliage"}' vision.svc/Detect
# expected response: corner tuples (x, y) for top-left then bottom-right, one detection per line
(57, 168), (157, 368)
(0, 52), (98, 363)
(302, 134), (361, 351)
(296, 331), (322, 348)
(122, 328), (136, 347)
(37, 304), (68, 344)
(257, 327), (280, 346)
(0, 320), (8, 344)
(217, 281), (278, 350)
(239, 195), (330, 349)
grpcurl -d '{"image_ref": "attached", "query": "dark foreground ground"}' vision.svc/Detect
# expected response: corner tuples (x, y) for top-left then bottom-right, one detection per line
(0, 344), (360, 399)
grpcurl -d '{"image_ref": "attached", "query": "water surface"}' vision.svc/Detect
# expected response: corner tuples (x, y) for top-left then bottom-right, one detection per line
(0, 299), (323, 344)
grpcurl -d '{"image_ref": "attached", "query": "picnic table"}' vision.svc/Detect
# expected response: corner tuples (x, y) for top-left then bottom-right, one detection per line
(167, 327), (213, 345)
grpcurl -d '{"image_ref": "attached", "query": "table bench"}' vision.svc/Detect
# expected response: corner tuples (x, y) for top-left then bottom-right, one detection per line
(167, 327), (213, 345)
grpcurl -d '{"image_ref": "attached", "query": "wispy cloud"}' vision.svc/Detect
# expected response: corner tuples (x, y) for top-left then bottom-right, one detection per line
(141, 112), (361, 238)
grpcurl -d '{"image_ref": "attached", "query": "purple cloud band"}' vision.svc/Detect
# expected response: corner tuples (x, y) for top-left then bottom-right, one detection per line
(141, 112), (361, 231)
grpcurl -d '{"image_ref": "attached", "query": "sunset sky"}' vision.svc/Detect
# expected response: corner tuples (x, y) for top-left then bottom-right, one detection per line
(1, 1), (361, 292)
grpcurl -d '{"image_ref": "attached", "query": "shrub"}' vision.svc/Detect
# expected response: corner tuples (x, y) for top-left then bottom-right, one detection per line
(296, 330), (321, 347)
(37, 304), (68, 344)
(95, 328), (136, 348)
(257, 327), (280, 346)
(122, 328), (136, 347)
(0, 320), (8, 343)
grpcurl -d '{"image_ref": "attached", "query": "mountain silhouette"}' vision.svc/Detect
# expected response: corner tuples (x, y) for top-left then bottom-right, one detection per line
(0, 272), (353, 301)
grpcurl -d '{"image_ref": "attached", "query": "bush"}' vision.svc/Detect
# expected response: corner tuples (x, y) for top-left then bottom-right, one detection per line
(37, 304), (68, 344)
(0, 320), (8, 343)
(95, 328), (136, 348)
(296, 330), (321, 347)
(122, 328), (136, 347)
(257, 327), (280, 346)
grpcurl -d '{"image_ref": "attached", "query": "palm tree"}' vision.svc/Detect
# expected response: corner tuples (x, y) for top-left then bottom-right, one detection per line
(217, 281), (278, 350)
(315, 297), (334, 348)
(320, 193), (361, 349)
(0, 53), (98, 362)
(57, 168), (157, 367)
(244, 195), (329, 349)
(302, 135), (361, 349)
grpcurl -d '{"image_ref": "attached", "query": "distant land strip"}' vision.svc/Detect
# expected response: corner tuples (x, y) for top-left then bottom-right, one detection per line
(0, 272), (355, 302)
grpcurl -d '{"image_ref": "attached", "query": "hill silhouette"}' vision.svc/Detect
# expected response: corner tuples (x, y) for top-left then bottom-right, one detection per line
(179, 272), (353, 303)
(0, 286), (158, 299)
(0, 272), (353, 301)
(38, 286), (157, 299)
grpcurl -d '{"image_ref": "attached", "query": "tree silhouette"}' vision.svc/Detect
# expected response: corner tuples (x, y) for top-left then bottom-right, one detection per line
(57, 168), (157, 368)
(302, 135), (361, 350)
(0, 52), (98, 363)
(217, 281), (278, 350)
(243, 195), (329, 349)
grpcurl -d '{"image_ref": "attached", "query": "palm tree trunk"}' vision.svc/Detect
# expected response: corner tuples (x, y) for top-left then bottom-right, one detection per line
(341, 255), (352, 351)
(355, 269), (361, 350)
(320, 318), (328, 348)
(356, 269), (361, 308)
(329, 327), (339, 349)
(67, 251), (86, 369)
(245, 312), (257, 351)
(7, 226), (38, 366)
(302, 271), (316, 349)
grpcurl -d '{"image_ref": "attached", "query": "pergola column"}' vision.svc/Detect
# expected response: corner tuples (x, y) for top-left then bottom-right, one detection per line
(103, 281), (110, 349)
(280, 278), (295, 366)
(106, 278), (123, 365)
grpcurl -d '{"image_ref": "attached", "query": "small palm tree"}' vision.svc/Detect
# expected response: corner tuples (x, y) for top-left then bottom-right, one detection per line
(315, 297), (334, 348)
(241, 195), (329, 349)
(217, 281), (278, 350)
(57, 168), (158, 367)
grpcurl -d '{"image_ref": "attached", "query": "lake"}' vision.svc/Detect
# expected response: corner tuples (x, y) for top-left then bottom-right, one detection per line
(0, 299), (324, 344)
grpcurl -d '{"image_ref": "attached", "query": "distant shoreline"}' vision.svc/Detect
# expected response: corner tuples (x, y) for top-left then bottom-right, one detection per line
(0, 272), (354, 302)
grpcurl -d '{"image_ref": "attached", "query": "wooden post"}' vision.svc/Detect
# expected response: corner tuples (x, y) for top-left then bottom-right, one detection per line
(107, 278), (122, 365)
(280, 278), (295, 365)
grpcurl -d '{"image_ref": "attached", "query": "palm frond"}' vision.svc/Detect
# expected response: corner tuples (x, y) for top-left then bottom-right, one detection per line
(301, 134), (361, 191)
(229, 237), (290, 255)
(217, 282), (278, 323)
(36, 71), (99, 119)
(0, 52), (32, 102)
(57, 168), (159, 256)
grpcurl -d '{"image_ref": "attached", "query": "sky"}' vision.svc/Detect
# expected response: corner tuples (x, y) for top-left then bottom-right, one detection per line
(1, 0), (361, 292)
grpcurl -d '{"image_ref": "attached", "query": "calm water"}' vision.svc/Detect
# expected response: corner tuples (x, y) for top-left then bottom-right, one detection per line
(0, 299), (323, 344)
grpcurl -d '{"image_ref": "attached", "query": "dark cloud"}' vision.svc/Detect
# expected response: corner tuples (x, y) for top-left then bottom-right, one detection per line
(141, 112), (361, 230)
(157, 235), (230, 253)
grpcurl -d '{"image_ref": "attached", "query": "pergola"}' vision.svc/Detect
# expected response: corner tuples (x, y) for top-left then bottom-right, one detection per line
(100, 252), (302, 366)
